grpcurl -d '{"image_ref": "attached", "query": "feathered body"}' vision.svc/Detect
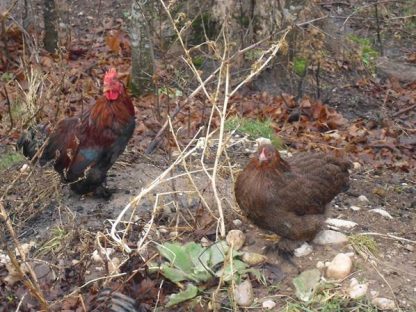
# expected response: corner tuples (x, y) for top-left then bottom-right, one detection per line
(235, 144), (351, 255)
(17, 68), (135, 197)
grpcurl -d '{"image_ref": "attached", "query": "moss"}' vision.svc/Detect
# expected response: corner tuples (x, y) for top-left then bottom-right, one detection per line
(293, 57), (308, 76)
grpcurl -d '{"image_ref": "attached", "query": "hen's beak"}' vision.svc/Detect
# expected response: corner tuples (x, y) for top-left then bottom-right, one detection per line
(258, 148), (267, 163)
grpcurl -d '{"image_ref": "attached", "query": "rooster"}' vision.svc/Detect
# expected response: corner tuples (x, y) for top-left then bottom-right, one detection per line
(234, 143), (350, 257)
(17, 68), (135, 198)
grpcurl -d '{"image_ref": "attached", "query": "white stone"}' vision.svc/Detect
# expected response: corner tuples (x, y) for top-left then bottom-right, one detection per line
(91, 250), (103, 263)
(350, 205), (361, 211)
(234, 280), (254, 307)
(353, 162), (362, 169)
(326, 253), (353, 280)
(326, 218), (357, 229)
(370, 208), (393, 219)
(256, 137), (272, 146)
(313, 230), (348, 245)
(294, 242), (313, 257)
(316, 261), (325, 269)
(358, 195), (369, 202)
(372, 297), (395, 310)
(347, 278), (368, 299)
(232, 219), (243, 226)
(226, 230), (246, 250)
(20, 164), (30, 173)
(262, 300), (276, 309)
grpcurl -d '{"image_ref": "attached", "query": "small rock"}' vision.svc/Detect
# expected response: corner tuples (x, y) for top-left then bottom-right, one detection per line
(313, 230), (348, 245)
(294, 242), (313, 257)
(72, 259), (80, 265)
(350, 205), (361, 211)
(373, 187), (386, 197)
(326, 218), (357, 229)
(370, 290), (379, 298)
(242, 252), (267, 266)
(20, 164), (30, 173)
(92, 250), (103, 263)
(256, 137), (272, 146)
(262, 300), (276, 309)
(326, 253), (353, 280)
(226, 230), (245, 250)
(232, 219), (243, 226)
(404, 244), (414, 252)
(234, 280), (254, 307)
(316, 261), (325, 270)
(200, 237), (211, 247)
(358, 195), (369, 203)
(347, 278), (368, 299)
(372, 297), (395, 310)
(353, 162), (362, 169)
(370, 208), (393, 219)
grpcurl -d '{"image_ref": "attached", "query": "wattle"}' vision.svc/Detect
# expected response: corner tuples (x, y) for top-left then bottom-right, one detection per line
(105, 90), (119, 101)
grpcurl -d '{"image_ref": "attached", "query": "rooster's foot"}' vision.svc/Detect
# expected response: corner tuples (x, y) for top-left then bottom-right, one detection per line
(93, 185), (115, 199)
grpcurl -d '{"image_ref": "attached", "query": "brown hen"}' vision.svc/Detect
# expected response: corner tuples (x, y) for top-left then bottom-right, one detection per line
(235, 143), (351, 257)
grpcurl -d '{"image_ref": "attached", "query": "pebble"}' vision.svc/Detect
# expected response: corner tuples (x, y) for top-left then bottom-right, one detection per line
(404, 244), (414, 252)
(234, 280), (254, 307)
(256, 137), (272, 146)
(316, 261), (325, 270)
(326, 253), (353, 280)
(358, 195), (369, 202)
(226, 230), (246, 250)
(262, 300), (276, 309)
(20, 163), (30, 173)
(294, 242), (313, 257)
(242, 252), (267, 265)
(347, 278), (368, 299)
(350, 205), (361, 211)
(326, 218), (357, 229)
(232, 219), (243, 226)
(372, 297), (395, 310)
(313, 230), (348, 245)
(353, 162), (362, 169)
(370, 208), (393, 219)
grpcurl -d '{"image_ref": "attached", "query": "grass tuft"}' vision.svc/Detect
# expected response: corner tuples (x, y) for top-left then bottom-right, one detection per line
(225, 116), (282, 149)
(0, 151), (25, 172)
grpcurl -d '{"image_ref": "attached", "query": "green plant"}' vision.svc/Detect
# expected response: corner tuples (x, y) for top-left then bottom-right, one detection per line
(293, 57), (308, 76)
(225, 116), (282, 148)
(0, 151), (25, 172)
(349, 234), (378, 256)
(150, 240), (259, 307)
(349, 35), (379, 71)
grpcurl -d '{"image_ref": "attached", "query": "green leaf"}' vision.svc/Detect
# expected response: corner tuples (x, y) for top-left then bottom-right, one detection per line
(292, 268), (321, 302)
(165, 284), (199, 307)
(216, 259), (248, 282)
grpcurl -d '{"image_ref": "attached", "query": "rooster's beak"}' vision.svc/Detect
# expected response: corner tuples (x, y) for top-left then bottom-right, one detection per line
(258, 149), (267, 163)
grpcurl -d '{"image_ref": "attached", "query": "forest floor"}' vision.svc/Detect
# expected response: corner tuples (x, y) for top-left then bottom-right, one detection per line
(0, 0), (415, 311)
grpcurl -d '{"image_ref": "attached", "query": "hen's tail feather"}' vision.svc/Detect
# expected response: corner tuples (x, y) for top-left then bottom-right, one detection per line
(16, 125), (49, 161)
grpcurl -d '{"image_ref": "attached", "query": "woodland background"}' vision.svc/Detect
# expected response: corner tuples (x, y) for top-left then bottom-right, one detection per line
(0, 0), (415, 311)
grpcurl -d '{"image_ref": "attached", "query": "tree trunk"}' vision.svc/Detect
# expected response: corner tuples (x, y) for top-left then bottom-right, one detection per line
(43, 0), (58, 53)
(130, 0), (154, 96)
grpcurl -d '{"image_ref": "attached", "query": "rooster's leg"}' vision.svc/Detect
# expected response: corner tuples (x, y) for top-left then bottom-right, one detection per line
(265, 212), (325, 259)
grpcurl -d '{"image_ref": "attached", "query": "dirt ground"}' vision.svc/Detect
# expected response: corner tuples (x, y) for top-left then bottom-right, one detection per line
(1, 0), (415, 311)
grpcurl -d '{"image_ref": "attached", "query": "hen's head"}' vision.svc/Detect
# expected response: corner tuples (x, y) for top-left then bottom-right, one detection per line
(103, 68), (124, 100)
(254, 143), (284, 168)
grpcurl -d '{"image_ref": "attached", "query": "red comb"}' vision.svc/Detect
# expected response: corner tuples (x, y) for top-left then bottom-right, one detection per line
(104, 68), (117, 81)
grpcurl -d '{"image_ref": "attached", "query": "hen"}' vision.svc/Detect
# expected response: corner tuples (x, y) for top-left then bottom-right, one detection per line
(235, 143), (350, 257)
(17, 68), (135, 198)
